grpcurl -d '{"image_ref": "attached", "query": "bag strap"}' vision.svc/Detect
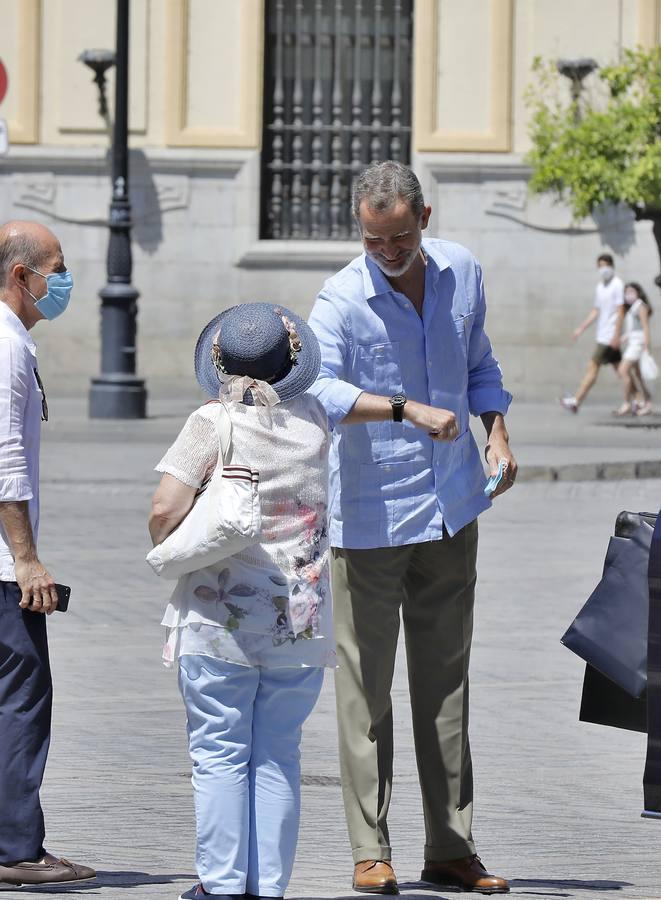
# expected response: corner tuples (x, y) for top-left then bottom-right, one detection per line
(214, 401), (233, 465)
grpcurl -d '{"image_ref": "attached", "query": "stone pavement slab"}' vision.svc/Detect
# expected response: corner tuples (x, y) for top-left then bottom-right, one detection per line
(3, 388), (661, 900)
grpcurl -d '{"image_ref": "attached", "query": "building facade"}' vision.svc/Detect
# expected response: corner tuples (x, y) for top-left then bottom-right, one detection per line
(0, 0), (659, 398)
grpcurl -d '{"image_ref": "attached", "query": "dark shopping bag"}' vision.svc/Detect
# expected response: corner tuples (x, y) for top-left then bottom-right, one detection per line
(579, 663), (647, 733)
(563, 509), (661, 815)
(644, 513), (661, 815)
(561, 511), (657, 699)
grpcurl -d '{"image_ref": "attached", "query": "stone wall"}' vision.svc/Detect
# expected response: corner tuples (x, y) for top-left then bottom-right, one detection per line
(1, 146), (657, 402)
(1, 0), (659, 402)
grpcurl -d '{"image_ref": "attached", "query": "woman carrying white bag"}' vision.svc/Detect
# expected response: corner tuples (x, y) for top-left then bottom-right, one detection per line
(148, 303), (334, 900)
(616, 282), (655, 417)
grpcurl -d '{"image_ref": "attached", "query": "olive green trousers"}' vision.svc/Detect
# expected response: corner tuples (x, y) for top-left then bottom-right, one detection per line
(331, 520), (478, 864)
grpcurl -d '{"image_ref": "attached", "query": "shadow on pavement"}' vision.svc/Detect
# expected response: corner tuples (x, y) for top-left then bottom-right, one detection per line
(7, 876), (636, 898)
(510, 878), (633, 892)
(14, 871), (195, 892)
(385, 879), (634, 897)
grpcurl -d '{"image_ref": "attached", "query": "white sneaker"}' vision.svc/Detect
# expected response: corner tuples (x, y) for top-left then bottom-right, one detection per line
(560, 396), (578, 413)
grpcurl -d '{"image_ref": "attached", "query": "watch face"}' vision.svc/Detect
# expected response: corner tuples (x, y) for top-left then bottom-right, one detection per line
(391, 394), (406, 407)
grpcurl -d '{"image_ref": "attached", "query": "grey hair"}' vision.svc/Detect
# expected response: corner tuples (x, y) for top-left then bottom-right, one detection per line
(352, 161), (425, 222)
(0, 228), (49, 289)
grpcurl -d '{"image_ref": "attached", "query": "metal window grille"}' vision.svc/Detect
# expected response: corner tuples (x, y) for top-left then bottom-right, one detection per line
(261, 0), (413, 241)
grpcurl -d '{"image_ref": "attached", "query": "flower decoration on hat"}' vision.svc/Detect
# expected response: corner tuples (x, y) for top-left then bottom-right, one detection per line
(211, 329), (227, 376)
(276, 309), (303, 364)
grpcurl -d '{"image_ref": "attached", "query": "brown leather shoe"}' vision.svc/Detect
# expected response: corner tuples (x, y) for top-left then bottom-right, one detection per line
(0, 851), (96, 886)
(421, 855), (509, 894)
(353, 860), (399, 894)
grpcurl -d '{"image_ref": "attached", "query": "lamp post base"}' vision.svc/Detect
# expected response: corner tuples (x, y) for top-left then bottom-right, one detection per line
(89, 375), (147, 419)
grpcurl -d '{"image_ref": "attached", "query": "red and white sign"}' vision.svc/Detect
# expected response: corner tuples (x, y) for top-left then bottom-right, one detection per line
(0, 60), (7, 106)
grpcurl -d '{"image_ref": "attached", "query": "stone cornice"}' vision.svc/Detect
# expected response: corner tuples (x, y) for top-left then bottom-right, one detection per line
(423, 153), (532, 181)
(0, 146), (253, 176)
(237, 240), (361, 270)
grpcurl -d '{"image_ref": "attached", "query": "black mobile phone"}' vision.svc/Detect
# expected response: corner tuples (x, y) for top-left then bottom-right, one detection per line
(54, 583), (71, 612)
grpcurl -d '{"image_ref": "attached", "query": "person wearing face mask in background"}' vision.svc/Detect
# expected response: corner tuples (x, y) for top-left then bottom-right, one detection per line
(0, 221), (96, 889)
(615, 281), (654, 417)
(560, 253), (625, 413)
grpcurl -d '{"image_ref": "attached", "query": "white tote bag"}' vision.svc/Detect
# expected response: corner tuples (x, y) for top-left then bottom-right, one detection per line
(146, 403), (261, 580)
(640, 350), (659, 383)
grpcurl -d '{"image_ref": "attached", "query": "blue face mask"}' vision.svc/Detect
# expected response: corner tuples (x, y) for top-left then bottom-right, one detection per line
(24, 266), (74, 320)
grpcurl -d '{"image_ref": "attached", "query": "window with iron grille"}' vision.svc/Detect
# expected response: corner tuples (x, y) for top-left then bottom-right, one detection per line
(261, 0), (414, 241)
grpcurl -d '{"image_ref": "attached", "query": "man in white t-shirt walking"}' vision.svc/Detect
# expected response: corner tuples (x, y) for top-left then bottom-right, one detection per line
(561, 253), (625, 413)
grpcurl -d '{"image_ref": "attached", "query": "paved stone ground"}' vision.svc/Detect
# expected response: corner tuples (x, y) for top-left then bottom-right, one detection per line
(4, 387), (661, 900)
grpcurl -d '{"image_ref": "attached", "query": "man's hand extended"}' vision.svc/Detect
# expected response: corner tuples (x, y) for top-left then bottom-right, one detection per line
(343, 393), (459, 441)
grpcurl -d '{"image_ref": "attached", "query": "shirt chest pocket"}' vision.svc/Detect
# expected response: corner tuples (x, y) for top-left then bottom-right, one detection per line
(355, 342), (402, 393)
(453, 313), (474, 358)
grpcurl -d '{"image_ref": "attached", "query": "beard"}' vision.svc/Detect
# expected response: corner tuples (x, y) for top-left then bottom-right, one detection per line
(371, 241), (421, 278)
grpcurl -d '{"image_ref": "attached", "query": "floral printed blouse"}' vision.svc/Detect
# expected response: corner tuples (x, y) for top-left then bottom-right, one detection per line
(155, 391), (335, 670)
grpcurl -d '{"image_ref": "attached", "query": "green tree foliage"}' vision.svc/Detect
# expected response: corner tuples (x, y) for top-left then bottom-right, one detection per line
(525, 47), (661, 278)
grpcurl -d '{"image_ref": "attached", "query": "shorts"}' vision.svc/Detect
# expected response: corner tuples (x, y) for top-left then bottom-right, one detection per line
(592, 343), (621, 366)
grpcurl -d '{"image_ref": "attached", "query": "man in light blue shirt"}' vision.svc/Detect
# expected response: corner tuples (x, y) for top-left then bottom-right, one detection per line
(308, 162), (516, 895)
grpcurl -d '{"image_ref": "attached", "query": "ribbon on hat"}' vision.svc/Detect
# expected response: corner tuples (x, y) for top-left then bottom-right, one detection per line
(219, 374), (281, 425)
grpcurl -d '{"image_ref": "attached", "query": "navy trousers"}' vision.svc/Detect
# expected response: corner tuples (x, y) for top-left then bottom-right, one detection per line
(0, 580), (52, 864)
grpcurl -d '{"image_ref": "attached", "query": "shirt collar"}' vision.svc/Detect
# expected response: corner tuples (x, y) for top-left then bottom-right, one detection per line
(360, 238), (452, 300)
(0, 301), (37, 356)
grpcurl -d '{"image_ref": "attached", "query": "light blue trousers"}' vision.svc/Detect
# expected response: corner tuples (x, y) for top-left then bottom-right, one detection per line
(178, 656), (324, 897)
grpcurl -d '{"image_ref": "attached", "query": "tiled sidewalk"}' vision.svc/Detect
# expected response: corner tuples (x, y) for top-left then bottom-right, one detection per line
(4, 387), (661, 899)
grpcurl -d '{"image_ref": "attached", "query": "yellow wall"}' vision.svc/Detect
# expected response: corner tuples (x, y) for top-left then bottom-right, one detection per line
(0, 0), (263, 148)
(0, 0), (40, 143)
(164, 0), (263, 148)
(413, 0), (514, 151)
(0, 0), (658, 152)
(413, 0), (660, 155)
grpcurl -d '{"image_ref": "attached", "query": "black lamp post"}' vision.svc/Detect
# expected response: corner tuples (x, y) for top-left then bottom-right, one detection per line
(86, 0), (147, 418)
(556, 58), (598, 121)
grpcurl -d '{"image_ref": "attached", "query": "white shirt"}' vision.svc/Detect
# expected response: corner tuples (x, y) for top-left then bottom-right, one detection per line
(595, 274), (624, 345)
(0, 302), (43, 580)
(156, 394), (335, 670)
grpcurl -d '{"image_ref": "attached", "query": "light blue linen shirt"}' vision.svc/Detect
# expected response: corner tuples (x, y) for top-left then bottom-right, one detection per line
(307, 238), (512, 549)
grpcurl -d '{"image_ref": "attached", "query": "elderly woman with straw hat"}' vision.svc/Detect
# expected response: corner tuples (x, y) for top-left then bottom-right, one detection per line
(148, 303), (334, 900)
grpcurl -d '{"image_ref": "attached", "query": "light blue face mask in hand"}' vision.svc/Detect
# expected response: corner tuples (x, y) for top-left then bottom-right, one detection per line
(24, 265), (74, 320)
(484, 459), (507, 497)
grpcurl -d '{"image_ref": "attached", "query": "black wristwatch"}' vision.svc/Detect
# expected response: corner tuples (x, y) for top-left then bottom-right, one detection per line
(390, 393), (407, 422)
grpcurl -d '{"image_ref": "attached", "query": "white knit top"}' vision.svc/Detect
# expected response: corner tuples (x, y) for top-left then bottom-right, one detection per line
(155, 393), (335, 669)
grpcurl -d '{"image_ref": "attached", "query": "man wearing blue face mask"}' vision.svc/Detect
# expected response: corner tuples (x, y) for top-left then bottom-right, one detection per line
(0, 220), (96, 888)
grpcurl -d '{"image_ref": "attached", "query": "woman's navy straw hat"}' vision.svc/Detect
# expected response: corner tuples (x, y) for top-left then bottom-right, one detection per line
(194, 302), (321, 402)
